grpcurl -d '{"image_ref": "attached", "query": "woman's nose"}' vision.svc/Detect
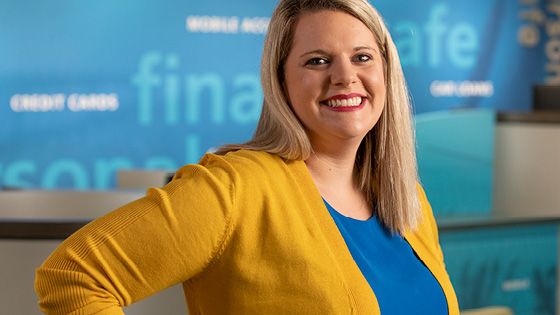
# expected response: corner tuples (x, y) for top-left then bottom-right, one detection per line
(329, 60), (358, 86)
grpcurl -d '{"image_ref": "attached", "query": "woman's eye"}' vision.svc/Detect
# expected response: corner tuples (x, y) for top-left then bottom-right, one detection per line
(306, 58), (329, 66)
(355, 54), (372, 62)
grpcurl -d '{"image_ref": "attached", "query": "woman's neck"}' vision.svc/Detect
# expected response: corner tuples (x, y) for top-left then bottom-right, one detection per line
(304, 134), (361, 185)
(304, 143), (372, 220)
(305, 150), (356, 189)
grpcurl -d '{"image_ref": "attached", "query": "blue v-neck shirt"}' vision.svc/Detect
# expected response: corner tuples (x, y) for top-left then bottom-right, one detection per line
(324, 199), (448, 314)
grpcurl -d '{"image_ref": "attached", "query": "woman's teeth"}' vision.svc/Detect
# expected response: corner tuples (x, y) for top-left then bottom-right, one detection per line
(324, 97), (363, 107)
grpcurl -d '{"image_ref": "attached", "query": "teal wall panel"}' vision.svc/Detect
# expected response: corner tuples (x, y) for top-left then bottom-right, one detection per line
(416, 109), (496, 215)
(440, 224), (558, 314)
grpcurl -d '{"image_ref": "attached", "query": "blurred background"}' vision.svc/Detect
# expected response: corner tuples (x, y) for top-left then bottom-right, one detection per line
(1, 0), (559, 314)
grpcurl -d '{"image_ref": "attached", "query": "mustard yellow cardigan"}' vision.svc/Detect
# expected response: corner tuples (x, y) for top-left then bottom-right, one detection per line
(35, 150), (459, 314)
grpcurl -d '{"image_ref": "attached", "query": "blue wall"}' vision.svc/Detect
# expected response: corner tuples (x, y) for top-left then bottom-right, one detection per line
(1, 0), (555, 189)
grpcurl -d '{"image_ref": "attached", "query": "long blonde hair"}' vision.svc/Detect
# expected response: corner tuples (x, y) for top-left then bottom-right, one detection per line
(216, 0), (421, 234)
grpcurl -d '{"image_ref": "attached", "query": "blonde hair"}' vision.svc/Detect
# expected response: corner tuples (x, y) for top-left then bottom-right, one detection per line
(216, 0), (421, 234)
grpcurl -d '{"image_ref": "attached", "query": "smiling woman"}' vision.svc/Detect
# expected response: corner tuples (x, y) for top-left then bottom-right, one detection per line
(35, 0), (459, 314)
(282, 10), (386, 221)
(283, 10), (385, 160)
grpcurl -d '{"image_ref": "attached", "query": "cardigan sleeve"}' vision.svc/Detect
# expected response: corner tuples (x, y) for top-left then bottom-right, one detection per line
(35, 160), (236, 314)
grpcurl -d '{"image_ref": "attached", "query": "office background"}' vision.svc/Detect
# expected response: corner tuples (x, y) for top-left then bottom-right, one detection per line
(1, 0), (555, 191)
(1, 1), (559, 314)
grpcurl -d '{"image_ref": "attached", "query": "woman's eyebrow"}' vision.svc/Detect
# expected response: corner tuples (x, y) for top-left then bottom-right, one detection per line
(354, 46), (377, 53)
(299, 49), (329, 58)
(299, 46), (377, 58)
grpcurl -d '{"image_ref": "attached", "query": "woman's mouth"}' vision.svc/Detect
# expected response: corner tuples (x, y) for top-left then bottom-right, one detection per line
(323, 96), (364, 108)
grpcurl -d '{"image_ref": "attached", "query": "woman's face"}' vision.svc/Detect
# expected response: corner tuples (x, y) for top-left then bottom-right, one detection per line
(283, 10), (385, 151)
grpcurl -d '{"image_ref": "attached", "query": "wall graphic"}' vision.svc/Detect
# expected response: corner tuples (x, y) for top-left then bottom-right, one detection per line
(1, 0), (557, 189)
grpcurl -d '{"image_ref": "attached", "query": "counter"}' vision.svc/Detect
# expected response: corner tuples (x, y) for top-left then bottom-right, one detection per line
(437, 213), (559, 315)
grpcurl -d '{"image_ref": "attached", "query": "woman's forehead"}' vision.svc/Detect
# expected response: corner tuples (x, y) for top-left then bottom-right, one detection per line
(289, 11), (378, 55)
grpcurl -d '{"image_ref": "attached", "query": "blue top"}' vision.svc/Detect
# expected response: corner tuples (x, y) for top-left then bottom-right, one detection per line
(324, 199), (448, 315)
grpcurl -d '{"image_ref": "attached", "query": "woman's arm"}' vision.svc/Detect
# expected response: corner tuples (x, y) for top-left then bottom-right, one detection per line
(35, 163), (235, 314)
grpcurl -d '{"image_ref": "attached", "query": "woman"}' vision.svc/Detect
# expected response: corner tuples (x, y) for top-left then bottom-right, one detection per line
(35, 0), (459, 314)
